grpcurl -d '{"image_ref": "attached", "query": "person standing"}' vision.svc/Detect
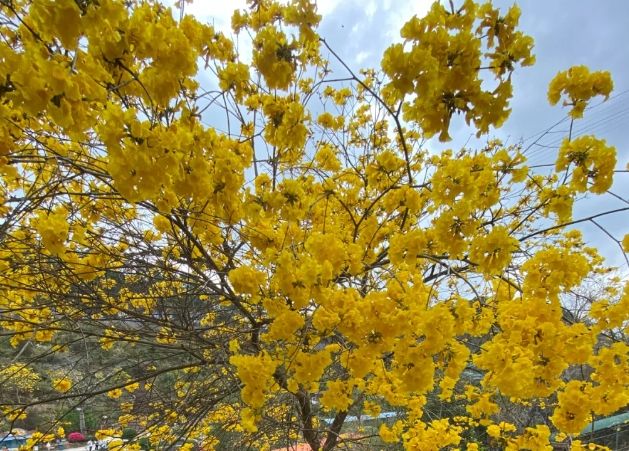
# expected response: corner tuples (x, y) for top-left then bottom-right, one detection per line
(46, 442), (51, 451)
(87, 440), (93, 451)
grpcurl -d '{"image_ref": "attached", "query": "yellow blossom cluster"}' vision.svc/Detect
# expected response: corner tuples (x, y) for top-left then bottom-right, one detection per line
(555, 135), (617, 194)
(53, 378), (72, 393)
(381, 0), (534, 141)
(548, 66), (614, 118)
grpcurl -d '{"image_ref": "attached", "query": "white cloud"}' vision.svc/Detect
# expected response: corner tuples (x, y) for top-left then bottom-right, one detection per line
(355, 51), (370, 64)
(365, 0), (377, 19)
(165, 0), (247, 32)
(385, 0), (434, 43)
(316, 0), (341, 17)
(165, 0), (434, 54)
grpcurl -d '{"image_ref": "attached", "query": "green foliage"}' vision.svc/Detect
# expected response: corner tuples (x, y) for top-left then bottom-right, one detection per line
(64, 409), (99, 434)
(122, 429), (137, 440)
(138, 438), (149, 451)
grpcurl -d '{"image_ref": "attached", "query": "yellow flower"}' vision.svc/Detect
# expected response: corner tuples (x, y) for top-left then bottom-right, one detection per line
(229, 352), (277, 408)
(555, 135), (616, 194)
(228, 266), (266, 296)
(363, 401), (381, 418)
(108, 388), (123, 399)
(265, 309), (304, 341)
(53, 379), (72, 393)
(7, 410), (27, 421)
(32, 209), (70, 256)
(317, 112), (335, 128)
(548, 66), (613, 118)
(125, 382), (139, 392)
(153, 215), (171, 233)
(379, 424), (399, 443)
(487, 424), (501, 438)
(315, 144), (341, 172)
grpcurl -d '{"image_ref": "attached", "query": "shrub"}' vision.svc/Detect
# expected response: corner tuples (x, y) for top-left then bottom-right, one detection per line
(67, 433), (84, 443)
(121, 429), (137, 440)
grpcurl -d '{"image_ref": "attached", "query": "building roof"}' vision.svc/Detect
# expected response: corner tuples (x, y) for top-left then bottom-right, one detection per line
(0, 434), (30, 443)
(270, 433), (362, 451)
(580, 411), (629, 436)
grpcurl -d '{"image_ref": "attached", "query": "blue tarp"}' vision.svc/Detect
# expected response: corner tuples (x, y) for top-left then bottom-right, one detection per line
(580, 411), (629, 436)
(0, 434), (30, 449)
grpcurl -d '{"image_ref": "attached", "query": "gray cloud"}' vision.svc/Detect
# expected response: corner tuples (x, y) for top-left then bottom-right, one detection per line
(319, 0), (629, 270)
(493, 0), (629, 270)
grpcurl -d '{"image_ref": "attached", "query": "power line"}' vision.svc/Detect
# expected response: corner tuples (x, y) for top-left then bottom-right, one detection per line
(527, 112), (629, 167)
(521, 88), (629, 148)
(532, 104), (629, 152)
(521, 89), (629, 170)
(524, 99), (629, 163)
(525, 105), (629, 167)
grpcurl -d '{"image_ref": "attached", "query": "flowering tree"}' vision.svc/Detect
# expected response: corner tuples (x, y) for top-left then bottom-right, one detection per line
(0, 0), (628, 451)
(0, 364), (40, 405)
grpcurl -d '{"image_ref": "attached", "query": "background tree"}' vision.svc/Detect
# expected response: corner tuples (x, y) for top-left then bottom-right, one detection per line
(0, 1), (628, 451)
(0, 364), (40, 406)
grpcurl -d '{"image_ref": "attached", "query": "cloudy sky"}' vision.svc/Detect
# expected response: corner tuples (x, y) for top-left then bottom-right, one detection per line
(166, 0), (629, 273)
